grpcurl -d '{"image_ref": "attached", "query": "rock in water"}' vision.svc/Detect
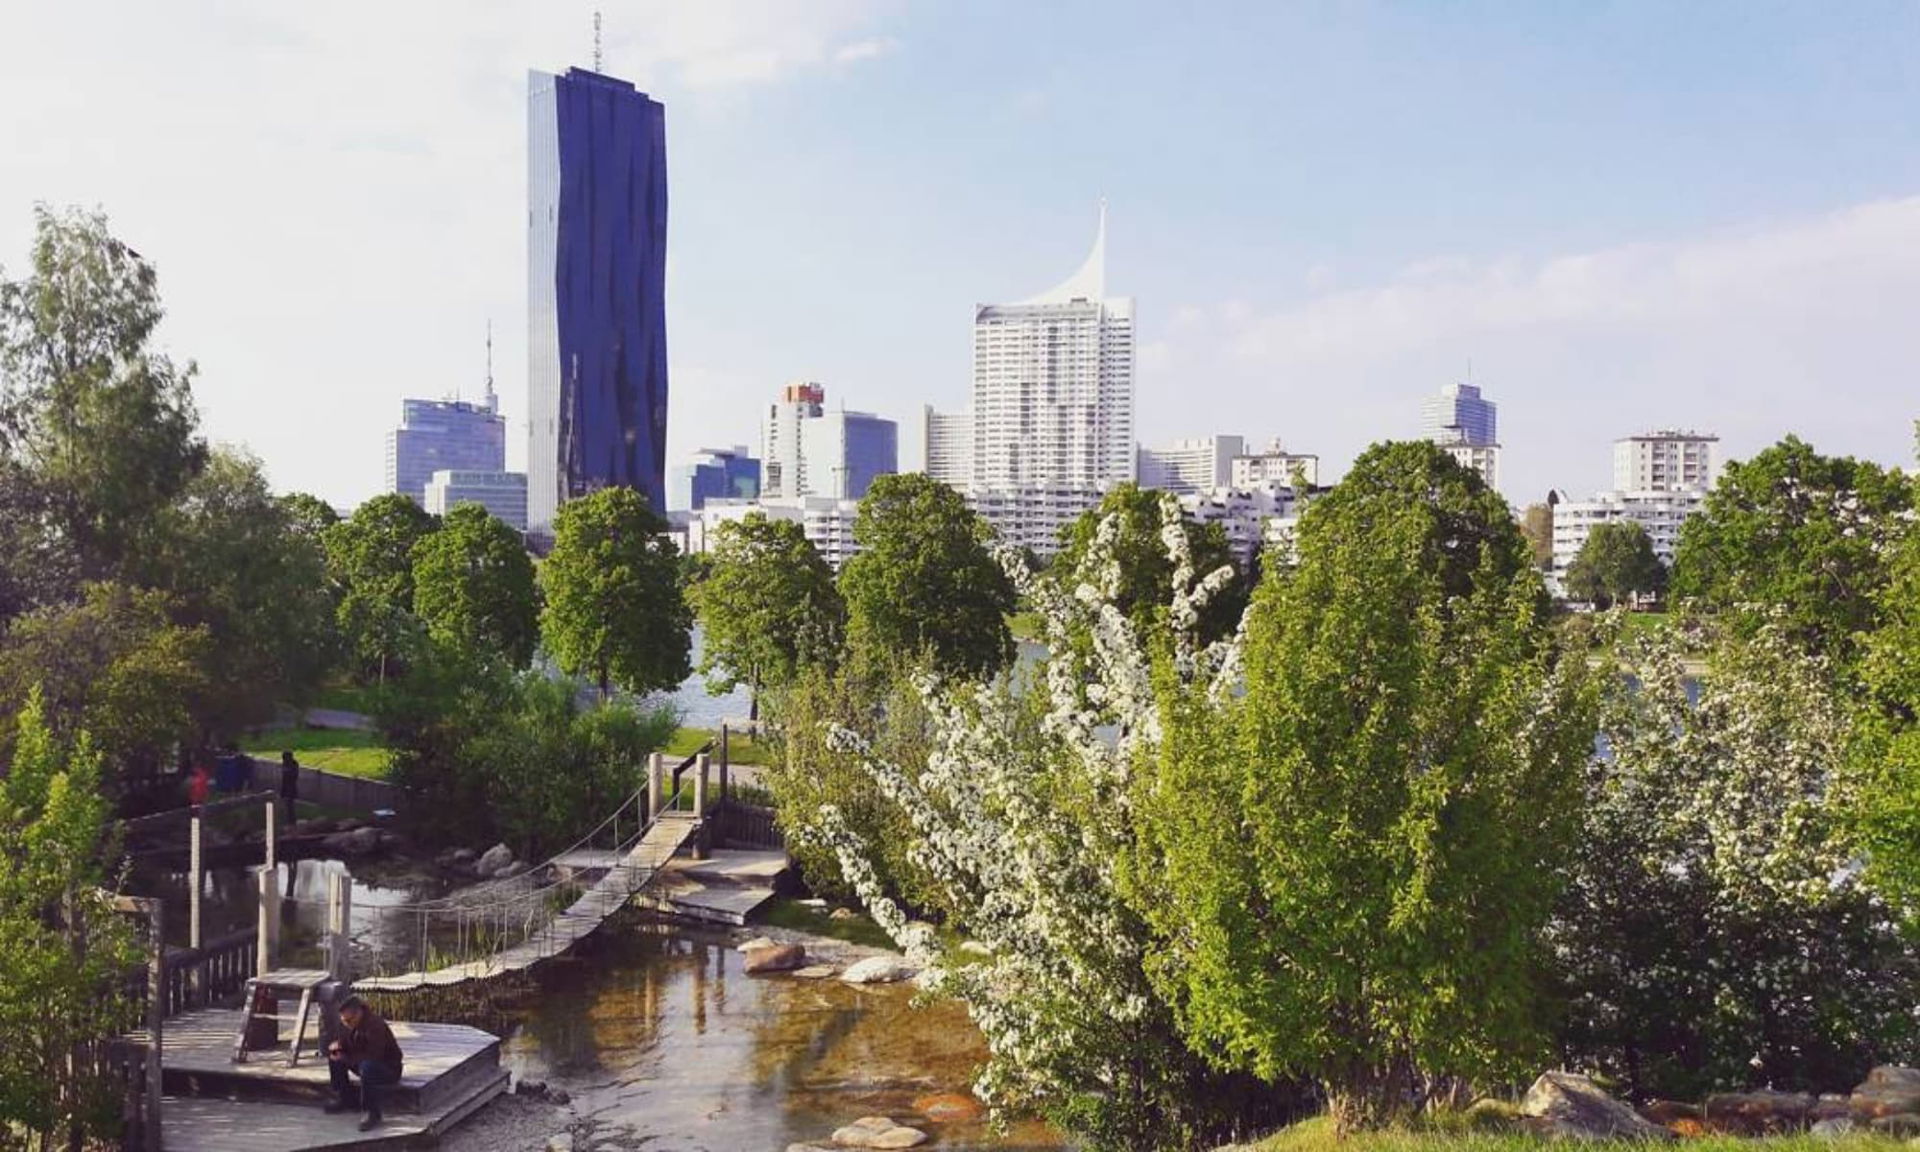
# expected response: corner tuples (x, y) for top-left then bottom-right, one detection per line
(476, 843), (514, 877)
(793, 965), (841, 979)
(1521, 1072), (1673, 1141)
(1853, 1066), (1920, 1119)
(840, 956), (915, 984)
(742, 943), (807, 974)
(735, 936), (778, 953)
(829, 1116), (928, 1148)
(913, 1092), (984, 1123)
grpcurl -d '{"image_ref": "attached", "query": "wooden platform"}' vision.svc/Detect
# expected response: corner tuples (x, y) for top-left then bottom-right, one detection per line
(636, 848), (788, 926)
(124, 1007), (508, 1151)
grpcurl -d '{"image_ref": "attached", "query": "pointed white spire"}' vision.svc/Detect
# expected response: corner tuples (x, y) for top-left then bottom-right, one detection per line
(1017, 199), (1107, 305)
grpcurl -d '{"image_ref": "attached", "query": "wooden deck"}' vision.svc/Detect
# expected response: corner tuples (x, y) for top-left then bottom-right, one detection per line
(636, 848), (789, 926)
(123, 1007), (508, 1151)
(355, 812), (699, 993)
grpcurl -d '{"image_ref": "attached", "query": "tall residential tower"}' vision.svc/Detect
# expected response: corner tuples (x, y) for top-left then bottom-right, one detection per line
(527, 67), (669, 533)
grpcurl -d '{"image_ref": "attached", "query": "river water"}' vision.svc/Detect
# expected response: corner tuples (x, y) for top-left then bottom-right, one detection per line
(497, 922), (1062, 1150)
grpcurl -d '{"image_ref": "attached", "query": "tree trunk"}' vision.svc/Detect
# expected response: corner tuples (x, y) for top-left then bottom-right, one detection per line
(1324, 1056), (1416, 1136)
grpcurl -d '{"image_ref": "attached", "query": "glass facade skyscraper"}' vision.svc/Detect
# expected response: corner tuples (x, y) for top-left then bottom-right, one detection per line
(669, 446), (762, 513)
(386, 395), (507, 505)
(527, 67), (670, 533)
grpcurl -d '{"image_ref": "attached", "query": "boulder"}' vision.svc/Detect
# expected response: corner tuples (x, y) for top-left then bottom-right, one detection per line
(829, 1116), (928, 1149)
(476, 843), (514, 877)
(742, 943), (807, 974)
(1811, 1117), (1858, 1138)
(841, 956), (915, 985)
(1813, 1094), (1853, 1121)
(1640, 1101), (1706, 1138)
(913, 1092), (984, 1123)
(736, 936), (778, 953)
(1704, 1090), (1813, 1134)
(1521, 1072), (1673, 1141)
(1872, 1114), (1920, 1137)
(829, 907), (859, 921)
(549, 1088), (570, 1105)
(546, 1136), (573, 1152)
(497, 861), (529, 879)
(516, 1079), (549, 1098)
(448, 847), (477, 865)
(793, 965), (841, 980)
(1853, 1066), (1920, 1119)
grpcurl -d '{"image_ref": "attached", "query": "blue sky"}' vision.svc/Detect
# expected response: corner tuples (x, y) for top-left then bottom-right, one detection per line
(2, 0), (1917, 505)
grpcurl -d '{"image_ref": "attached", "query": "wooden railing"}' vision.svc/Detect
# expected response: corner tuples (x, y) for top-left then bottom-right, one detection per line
(121, 928), (259, 1024)
(715, 799), (783, 849)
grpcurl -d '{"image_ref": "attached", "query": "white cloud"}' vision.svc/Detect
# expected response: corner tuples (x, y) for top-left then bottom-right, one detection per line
(833, 36), (900, 66)
(1143, 198), (1920, 500)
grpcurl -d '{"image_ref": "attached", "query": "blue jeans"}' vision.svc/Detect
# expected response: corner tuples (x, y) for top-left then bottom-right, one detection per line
(329, 1056), (400, 1115)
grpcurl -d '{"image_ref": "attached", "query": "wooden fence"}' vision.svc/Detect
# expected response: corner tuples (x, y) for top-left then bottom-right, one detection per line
(715, 799), (783, 850)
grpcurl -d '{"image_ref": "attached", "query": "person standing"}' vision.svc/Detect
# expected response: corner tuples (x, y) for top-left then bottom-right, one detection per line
(279, 750), (300, 823)
(325, 995), (404, 1131)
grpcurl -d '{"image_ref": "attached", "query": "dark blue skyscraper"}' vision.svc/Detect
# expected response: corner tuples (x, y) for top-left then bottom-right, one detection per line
(527, 67), (669, 532)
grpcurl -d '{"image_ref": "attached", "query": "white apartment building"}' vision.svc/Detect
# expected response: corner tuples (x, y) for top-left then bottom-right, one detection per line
(923, 405), (975, 490)
(423, 469), (529, 532)
(965, 486), (1104, 560)
(1231, 439), (1321, 488)
(972, 205), (1135, 493)
(1177, 484), (1306, 565)
(1614, 430), (1719, 493)
(1138, 435), (1244, 494)
(685, 495), (863, 571)
(761, 381), (824, 498)
(1551, 488), (1707, 592)
(1440, 441), (1501, 491)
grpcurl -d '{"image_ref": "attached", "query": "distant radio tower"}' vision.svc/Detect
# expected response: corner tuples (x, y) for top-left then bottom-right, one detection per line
(484, 320), (497, 412)
(592, 11), (603, 71)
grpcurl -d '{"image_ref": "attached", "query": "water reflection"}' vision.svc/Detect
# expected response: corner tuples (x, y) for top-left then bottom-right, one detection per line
(501, 923), (1063, 1151)
(126, 858), (449, 961)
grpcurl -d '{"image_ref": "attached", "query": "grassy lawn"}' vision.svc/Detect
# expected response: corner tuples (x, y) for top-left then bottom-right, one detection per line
(755, 896), (898, 950)
(668, 726), (774, 767)
(1247, 1116), (1899, 1152)
(1621, 610), (1670, 638)
(1008, 610), (1043, 642)
(240, 727), (391, 780)
(310, 682), (382, 715)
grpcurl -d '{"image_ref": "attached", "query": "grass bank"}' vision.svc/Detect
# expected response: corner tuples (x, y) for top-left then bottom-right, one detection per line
(756, 896), (897, 950)
(1243, 1116), (1899, 1152)
(239, 726), (391, 780)
(667, 726), (774, 767)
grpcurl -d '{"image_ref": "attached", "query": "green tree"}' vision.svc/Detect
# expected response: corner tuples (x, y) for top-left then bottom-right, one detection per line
(1854, 429), (1920, 925)
(839, 473), (1015, 680)
(539, 487), (691, 698)
(324, 493), (438, 683)
(1671, 436), (1913, 664)
(689, 512), (844, 718)
(280, 491), (340, 541)
(1143, 441), (1597, 1132)
(1518, 500), (1554, 572)
(1052, 483), (1246, 646)
(0, 689), (139, 1143)
(1564, 520), (1666, 608)
(410, 503), (538, 668)
(0, 582), (211, 780)
(0, 206), (207, 585)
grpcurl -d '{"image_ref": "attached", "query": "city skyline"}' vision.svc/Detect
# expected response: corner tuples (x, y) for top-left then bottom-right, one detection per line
(3, 2), (1918, 510)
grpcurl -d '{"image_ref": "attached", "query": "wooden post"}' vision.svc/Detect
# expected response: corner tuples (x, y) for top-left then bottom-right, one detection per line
(140, 899), (165, 1152)
(693, 754), (710, 859)
(256, 867), (280, 975)
(325, 871), (352, 981)
(719, 723), (730, 803)
(263, 796), (277, 873)
(188, 810), (203, 1003)
(647, 753), (663, 821)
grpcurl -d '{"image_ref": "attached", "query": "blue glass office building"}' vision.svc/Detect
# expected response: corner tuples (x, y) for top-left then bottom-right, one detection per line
(669, 447), (763, 513)
(527, 67), (669, 532)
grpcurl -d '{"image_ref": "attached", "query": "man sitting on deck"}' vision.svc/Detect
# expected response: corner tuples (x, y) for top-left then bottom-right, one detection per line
(325, 995), (404, 1131)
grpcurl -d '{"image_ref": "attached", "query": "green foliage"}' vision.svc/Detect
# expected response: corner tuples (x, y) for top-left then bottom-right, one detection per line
(1053, 482), (1246, 646)
(0, 205), (208, 586)
(688, 512), (844, 712)
(0, 689), (139, 1143)
(1555, 621), (1920, 1099)
(378, 648), (675, 854)
(839, 473), (1015, 680)
(1671, 436), (1914, 666)
(1853, 511), (1920, 927)
(1565, 521), (1666, 608)
(237, 727), (390, 780)
(410, 503), (538, 668)
(1518, 502), (1554, 572)
(324, 493), (439, 683)
(539, 487), (691, 697)
(0, 582), (211, 778)
(1142, 441), (1596, 1131)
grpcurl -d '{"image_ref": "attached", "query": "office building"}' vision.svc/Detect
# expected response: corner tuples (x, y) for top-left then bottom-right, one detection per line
(669, 446), (761, 513)
(423, 470), (529, 533)
(1231, 439), (1321, 488)
(923, 406), (974, 490)
(385, 392), (507, 505)
(1440, 442), (1501, 491)
(1423, 382), (1497, 446)
(1614, 430), (1719, 493)
(760, 382), (896, 500)
(972, 205), (1135, 492)
(1138, 435), (1244, 494)
(1550, 488), (1707, 594)
(965, 486), (1105, 560)
(527, 66), (670, 532)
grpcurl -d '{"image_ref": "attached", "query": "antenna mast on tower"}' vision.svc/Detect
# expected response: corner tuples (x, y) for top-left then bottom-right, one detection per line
(484, 320), (497, 412)
(592, 11), (603, 71)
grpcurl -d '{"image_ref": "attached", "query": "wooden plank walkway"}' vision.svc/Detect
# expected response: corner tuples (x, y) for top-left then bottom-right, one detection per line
(355, 813), (699, 993)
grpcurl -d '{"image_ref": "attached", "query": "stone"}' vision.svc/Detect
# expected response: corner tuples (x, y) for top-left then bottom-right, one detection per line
(913, 1092), (984, 1123)
(957, 940), (992, 956)
(1704, 1090), (1813, 1134)
(736, 936), (778, 953)
(546, 1136), (573, 1152)
(516, 1079), (548, 1098)
(829, 1116), (928, 1149)
(1640, 1101), (1706, 1137)
(497, 861), (529, 879)
(476, 843), (515, 877)
(1854, 1067), (1920, 1119)
(1874, 1115), (1920, 1137)
(792, 965), (841, 979)
(1814, 1094), (1853, 1121)
(549, 1089), (571, 1105)
(829, 907), (859, 921)
(1520, 1071), (1673, 1141)
(841, 956), (915, 985)
(1811, 1117), (1858, 1138)
(742, 943), (807, 974)
(448, 847), (477, 865)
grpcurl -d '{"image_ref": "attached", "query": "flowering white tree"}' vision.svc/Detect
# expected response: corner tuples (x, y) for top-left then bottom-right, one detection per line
(802, 495), (1258, 1149)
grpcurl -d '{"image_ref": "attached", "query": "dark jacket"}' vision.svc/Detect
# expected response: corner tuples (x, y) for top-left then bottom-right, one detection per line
(339, 1009), (404, 1071)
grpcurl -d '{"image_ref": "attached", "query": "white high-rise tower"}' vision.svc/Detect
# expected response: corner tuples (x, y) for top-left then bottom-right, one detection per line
(968, 205), (1135, 492)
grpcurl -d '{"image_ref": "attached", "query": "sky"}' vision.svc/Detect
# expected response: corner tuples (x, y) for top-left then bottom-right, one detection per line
(2, 0), (1917, 507)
